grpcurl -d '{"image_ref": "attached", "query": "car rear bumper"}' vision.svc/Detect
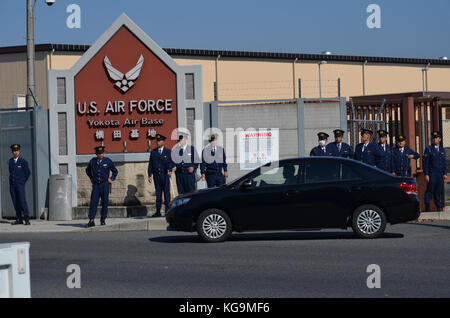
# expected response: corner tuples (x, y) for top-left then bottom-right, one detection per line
(389, 197), (421, 224)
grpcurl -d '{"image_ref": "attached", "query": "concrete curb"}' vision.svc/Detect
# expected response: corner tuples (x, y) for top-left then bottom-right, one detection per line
(0, 217), (169, 234)
(81, 217), (169, 232)
(418, 211), (450, 221)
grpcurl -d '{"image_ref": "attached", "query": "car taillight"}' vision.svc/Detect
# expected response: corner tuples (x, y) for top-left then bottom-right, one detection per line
(399, 183), (418, 195)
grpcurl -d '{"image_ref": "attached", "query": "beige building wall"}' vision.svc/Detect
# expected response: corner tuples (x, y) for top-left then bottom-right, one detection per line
(427, 66), (450, 92)
(2, 49), (450, 110)
(48, 51), (83, 70)
(217, 58), (294, 100)
(0, 51), (48, 108)
(364, 64), (424, 96)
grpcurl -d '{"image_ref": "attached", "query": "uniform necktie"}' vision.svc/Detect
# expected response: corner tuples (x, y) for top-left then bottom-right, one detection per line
(401, 148), (404, 154)
(383, 145), (386, 152)
(338, 143), (341, 152)
(363, 144), (367, 152)
(211, 148), (216, 156)
(159, 148), (162, 155)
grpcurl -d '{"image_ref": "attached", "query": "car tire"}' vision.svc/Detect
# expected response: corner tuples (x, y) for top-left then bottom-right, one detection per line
(351, 205), (387, 239)
(197, 209), (232, 243)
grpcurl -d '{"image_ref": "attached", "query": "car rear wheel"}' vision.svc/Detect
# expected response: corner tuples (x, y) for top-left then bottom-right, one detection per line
(197, 209), (232, 243)
(351, 205), (386, 239)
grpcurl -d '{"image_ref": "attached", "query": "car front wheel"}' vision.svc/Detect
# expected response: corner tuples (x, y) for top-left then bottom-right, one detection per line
(352, 205), (386, 239)
(197, 209), (232, 243)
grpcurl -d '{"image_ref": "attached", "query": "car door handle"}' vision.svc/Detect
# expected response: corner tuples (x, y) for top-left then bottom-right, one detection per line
(349, 186), (362, 192)
(285, 190), (300, 197)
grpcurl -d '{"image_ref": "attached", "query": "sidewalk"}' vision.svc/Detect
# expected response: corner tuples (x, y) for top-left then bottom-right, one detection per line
(418, 210), (450, 221)
(0, 216), (168, 234)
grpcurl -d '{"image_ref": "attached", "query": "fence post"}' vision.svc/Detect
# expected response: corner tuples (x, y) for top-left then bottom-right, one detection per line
(213, 82), (217, 101)
(337, 78), (341, 98)
(298, 78), (302, 98)
(402, 97), (417, 177)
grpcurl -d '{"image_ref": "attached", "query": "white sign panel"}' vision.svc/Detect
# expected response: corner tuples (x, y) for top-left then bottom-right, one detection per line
(239, 130), (279, 170)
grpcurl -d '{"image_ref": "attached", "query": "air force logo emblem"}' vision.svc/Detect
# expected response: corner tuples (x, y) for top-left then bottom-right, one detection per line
(104, 54), (144, 93)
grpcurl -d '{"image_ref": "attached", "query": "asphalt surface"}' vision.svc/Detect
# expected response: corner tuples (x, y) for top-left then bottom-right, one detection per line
(0, 221), (449, 298)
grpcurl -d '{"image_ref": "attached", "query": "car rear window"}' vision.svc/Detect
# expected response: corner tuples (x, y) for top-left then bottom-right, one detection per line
(304, 160), (340, 183)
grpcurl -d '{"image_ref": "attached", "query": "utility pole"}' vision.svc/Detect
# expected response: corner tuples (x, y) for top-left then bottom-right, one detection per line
(26, 0), (36, 108)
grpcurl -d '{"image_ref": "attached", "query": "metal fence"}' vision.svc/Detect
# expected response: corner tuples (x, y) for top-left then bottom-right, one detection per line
(0, 106), (49, 219)
(205, 98), (346, 180)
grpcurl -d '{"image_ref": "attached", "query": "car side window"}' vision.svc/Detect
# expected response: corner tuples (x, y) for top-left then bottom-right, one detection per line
(251, 164), (300, 187)
(304, 160), (340, 183)
(341, 164), (362, 180)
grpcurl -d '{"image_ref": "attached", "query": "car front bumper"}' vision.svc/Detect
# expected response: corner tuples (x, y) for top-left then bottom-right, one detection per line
(165, 207), (196, 232)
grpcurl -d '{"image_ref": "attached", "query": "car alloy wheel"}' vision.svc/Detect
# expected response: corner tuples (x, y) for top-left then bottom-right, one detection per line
(356, 209), (382, 235)
(197, 209), (232, 242)
(202, 214), (227, 239)
(352, 204), (387, 239)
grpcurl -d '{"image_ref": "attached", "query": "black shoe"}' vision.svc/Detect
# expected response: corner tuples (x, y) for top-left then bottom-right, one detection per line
(153, 210), (161, 218)
(24, 216), (31, 225)
(100, 218), (106, 226)
(86, 219), (95, 228)
(12, 219), (23, 225)
(437, 207), (443, 212)
(425, 204), (430, 212)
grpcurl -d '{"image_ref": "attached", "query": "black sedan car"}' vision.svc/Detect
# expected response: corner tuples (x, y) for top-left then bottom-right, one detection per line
(166, 157), (420, 242)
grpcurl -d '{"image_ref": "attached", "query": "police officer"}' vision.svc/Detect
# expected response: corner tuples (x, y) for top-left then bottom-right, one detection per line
(310, 132), (329, 156)
(423, 131), (447, 212)
(376, 129), (393, 173)
(201, 135), (228, 188)
(326, 129), (353, 158)
(354, 129), (383, 166)
(391, 135), (419, 177)
(148, 134), (174, 217)
(85, 146), (118, 227)
(173, 134), (200, 195)
(8, 144), (31, 225)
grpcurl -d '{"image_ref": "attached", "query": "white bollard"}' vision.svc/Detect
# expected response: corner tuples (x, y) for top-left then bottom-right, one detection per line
(0, 242), (31, 298)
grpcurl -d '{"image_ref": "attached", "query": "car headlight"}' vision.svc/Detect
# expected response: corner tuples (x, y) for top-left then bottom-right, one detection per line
(171, 197), (191, 208)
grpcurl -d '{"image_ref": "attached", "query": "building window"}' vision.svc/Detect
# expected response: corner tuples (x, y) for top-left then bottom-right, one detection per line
(444, 107), (450, 120)
(186, 108), (195, 144)
(58, 112), (68, 156)
(13, 95), (26, 110)
(59, 164), (69, 175)
(57, 77), (66, 104)
(185, 73), (195, 100)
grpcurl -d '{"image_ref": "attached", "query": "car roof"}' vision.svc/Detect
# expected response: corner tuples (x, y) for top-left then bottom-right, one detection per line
(274, 156), (392, 175)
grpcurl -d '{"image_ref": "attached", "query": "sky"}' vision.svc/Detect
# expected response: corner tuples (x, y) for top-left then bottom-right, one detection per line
(0, 0), (449, 59)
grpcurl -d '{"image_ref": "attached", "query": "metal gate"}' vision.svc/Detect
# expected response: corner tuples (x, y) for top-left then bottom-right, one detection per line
(0, 107), (49, 219)
(347, 94), (442, 211)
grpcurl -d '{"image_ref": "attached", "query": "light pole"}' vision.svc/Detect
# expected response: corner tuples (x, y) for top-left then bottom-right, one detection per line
(26, 0), (55, 108)
(26, 0), (36, 108)
(318, 61), (327, 103)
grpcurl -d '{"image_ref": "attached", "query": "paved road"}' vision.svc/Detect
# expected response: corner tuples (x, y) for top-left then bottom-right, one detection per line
(0, 222), (449, 298)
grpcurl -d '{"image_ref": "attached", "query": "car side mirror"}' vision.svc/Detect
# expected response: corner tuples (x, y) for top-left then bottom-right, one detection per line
(242, 179), (253, 189)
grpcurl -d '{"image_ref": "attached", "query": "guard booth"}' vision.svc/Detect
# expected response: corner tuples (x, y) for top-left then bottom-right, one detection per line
(0, 106), (49, 219)
(348, 92), (450, 211)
